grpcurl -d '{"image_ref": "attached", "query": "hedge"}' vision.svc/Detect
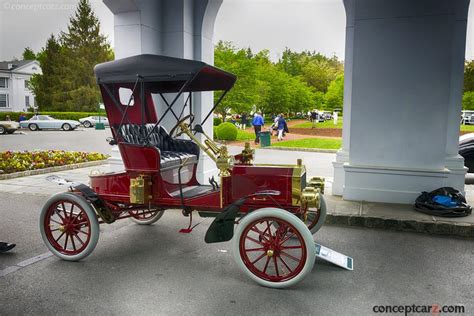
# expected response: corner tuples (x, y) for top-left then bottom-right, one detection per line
(0, 111), (105, 122)
(215, 122), (238, 141)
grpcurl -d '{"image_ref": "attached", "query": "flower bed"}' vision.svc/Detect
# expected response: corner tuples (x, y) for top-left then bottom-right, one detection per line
(0, 150), (109, 174)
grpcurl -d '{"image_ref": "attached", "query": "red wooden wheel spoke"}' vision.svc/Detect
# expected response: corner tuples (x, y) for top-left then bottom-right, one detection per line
(246, 236), (265, 246)
(262, 256), (271, 274)
(251, 252), (267, 264)
(265, 221), (274, 242)
(79, 229), (89, 235)
(280, 245), (303, 250)
(70, 234), (77, 251)
(74, 234), (85, 246)
(55, 232), (65, 243)
(245, 247), (265, 252)
(249, 227), (269, 242)
(280, 251), (301, 263)
(61, 202), (68, 219)
(64, 234), (69, 250)
(273, 256), (280, 277)
(70, 204), (75, 217)
(279, 230), (296, 246)
(55, 209), (65, 221)
(50, 219), (62, 225)
(50, 228), (60, 232)
(278, 256), (293, 274)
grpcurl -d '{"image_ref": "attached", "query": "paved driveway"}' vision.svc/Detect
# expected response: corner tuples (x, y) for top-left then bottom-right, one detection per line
(0, 192), (472, 315)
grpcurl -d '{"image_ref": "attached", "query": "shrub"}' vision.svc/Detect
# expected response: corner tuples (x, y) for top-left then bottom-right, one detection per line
(216, 122), (238, 141)
(213, 117), (222, 126)
(213, 126), (218, 140)
(0, 150), (109, 174)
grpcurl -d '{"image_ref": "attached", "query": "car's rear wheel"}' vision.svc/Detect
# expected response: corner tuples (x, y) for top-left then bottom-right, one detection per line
(29, 124), (38, 131)
(0, 126), (5, 134)
(129, 208), (165, 225)
(62, 123), (72, 131)
(83, 120), (92, 128)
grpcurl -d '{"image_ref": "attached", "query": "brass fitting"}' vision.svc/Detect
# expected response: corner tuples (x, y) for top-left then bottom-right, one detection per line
(308, 176), (325, 195)
(240, 142), (254, 165)
(301, 186), (321, 208)
(216, 145), (234, 177)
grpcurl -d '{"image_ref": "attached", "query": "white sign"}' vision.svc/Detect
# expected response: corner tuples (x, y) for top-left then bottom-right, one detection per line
(315, 242), (353, 271)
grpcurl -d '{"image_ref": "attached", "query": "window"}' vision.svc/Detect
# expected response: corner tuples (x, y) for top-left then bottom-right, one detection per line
(25, 96), (30, 107)
(119, 87), (134, 106)
(24, 80), (29, 89)
(0, 94), (8, 108)
(0, 78), (7, 88)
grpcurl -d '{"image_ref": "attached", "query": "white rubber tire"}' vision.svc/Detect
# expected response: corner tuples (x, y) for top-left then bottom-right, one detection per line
(308, 194), (327, 235)
(233, 208), (315, 288)
(129, 209), (165, 225)
(40, 192), (100, 261)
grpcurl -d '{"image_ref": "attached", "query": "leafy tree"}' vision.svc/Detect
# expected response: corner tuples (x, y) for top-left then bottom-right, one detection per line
(463, 91), (474, 110)
(22, 47), (36, 60)
(465, 60), (474, 92)
(324, 74), (344, 111)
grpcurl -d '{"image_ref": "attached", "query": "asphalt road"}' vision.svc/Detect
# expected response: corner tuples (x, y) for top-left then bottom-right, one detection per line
(0, 192), (472, 315)
(0, 127), (114, 154)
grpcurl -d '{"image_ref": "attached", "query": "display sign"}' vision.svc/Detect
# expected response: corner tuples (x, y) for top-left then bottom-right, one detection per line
(315, 242), (353, 271)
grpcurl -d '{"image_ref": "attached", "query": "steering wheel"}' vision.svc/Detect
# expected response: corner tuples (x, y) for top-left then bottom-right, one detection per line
(169, 114), (194, 138)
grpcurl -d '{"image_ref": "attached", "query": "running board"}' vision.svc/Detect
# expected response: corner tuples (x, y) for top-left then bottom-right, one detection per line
(315, 242), (353, 271)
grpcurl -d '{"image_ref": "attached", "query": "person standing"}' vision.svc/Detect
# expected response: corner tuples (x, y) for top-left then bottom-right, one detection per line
(311, 110), (318, 128)
(277, 114), (286, 141)
(0, 242), (16, 253)
(240, 113), (247, 130)
(252, 111), (264, 144)
(333, 111), (338, 125)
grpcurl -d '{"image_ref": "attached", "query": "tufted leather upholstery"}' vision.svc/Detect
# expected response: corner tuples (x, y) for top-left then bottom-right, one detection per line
(118, 124), (199, 170)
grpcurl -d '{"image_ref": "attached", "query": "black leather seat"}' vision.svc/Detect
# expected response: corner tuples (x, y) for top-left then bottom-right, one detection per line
(118, 124), (199, 170)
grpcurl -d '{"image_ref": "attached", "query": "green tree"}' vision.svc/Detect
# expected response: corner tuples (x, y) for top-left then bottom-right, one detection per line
(22, 47), (36, 60)
(465, 60), (474, 92)
(462, 91), (474, 110)
(29, 35), (63, 110)
(324, 74), (344, 111)
(58, 0), (113, 111)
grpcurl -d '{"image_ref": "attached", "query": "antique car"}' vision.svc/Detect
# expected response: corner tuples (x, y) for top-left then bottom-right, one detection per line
(19, 115), (81, 131)
(39, 54), (327, 288)
(79, 115), (109, 128)
(0, 120), (19, 134)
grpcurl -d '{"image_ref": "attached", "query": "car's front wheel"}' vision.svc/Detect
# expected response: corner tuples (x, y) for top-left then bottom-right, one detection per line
(29, 124), (39, 131)
(62, 123), (72, 131)
(83, 120), (92, 128)
(0, 125), (5, 134)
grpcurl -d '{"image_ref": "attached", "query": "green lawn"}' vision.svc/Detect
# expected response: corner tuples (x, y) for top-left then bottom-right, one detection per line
(236, 129), (255, 141)
(271, 138), (342, 150)
(460, 124), (474, 132)
(292, 120), (343, 129)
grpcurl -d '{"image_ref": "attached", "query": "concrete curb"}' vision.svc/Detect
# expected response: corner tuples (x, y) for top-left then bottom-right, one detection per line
(0, 160), (107, 180)
(324, 213), (474, 238)
(260, 146), (338, 153)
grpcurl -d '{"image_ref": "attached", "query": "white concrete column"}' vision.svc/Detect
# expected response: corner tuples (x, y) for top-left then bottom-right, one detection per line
(103, 0), (223, 182)
(333, 0), (470, 204)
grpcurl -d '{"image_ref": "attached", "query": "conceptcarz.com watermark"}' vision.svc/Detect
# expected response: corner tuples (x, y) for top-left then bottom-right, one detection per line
(1, 0), (75, 11)
(373, 304), (465, 315)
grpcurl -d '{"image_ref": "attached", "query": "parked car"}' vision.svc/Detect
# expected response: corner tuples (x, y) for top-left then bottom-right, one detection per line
(0, 120), (19, 134)
(19, 115), (81, 131)
(79, 116), (109, 128)
(461, 110), (474, 125)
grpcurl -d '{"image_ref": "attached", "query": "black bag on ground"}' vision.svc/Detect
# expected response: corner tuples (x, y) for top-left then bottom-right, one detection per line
(414, 187), (472, 217)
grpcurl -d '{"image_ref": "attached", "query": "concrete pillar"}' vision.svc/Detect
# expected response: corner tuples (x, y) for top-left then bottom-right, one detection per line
(333, 0), (470, 203)
(103, 0), (223, 182)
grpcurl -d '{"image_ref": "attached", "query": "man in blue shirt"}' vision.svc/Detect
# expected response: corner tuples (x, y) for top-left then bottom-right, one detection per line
(252, 111), (264, 144)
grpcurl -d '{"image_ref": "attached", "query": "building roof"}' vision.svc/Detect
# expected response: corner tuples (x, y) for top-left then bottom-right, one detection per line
(0, 60), (36, 72)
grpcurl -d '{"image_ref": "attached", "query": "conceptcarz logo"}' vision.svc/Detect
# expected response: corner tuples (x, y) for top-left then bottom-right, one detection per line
(372, 304), (465, 315)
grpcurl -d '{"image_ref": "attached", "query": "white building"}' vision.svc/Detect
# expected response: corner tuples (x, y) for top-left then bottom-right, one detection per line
(0, 60), (41, 113)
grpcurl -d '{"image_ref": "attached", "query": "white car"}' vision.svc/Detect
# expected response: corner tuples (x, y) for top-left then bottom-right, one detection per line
(19, 115), (81, 131)
(79, 116), (109, 128)
(0, 120), (19, 134)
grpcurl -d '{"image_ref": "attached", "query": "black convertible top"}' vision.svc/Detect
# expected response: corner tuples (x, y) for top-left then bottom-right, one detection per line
(94, 54), (236, 92)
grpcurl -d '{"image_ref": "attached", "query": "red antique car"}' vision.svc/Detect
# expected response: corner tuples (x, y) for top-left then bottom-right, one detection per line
(39, 55), (327, 288)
